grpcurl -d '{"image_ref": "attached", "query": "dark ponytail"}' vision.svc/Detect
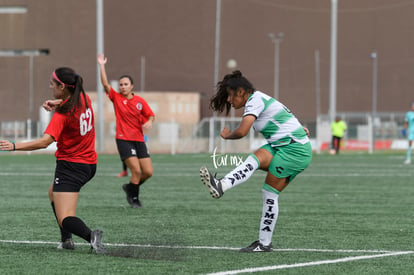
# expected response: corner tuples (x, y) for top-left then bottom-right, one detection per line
(53, 67), (88, 115)
(210, 70), (255, 115)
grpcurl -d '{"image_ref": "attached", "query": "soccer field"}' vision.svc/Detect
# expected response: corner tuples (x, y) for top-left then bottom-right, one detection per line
(0, 152), (413, 274)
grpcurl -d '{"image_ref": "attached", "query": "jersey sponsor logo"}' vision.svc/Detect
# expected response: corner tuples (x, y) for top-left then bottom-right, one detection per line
(136, 103), (143, 110)
(275, 166), (284, 174)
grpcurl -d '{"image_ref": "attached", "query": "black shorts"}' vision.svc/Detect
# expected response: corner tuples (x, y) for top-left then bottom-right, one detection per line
(53, 160), (96, 192)
(116, 139), (150, 160)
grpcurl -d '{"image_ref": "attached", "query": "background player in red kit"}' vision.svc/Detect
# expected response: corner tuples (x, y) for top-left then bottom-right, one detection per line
(98, 54), (155, 208)
(0, 67), (105, 254)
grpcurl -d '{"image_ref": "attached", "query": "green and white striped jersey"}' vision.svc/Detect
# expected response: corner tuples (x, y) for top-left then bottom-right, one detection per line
(244, 91), (309, 147)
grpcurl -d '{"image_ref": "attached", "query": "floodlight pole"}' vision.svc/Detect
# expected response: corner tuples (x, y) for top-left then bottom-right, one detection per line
(370, 51), (378, 154)
(315, 50), (321, 154)
(315, 50), (321, 118)
(329, 0), (338, 123)
(96, 0), (105, 152)
(371, 51), (378, 119)
(213, 0), (221, 94)
(226, 59), (237, 118)
(28, 54), (34, 139)
(209, 0), (222, 153)
(268, 32), (284, 100)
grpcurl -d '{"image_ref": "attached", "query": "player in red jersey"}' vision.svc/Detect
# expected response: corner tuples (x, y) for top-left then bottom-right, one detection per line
(0, 67), (105, 254)
(98, 54), (155, 208)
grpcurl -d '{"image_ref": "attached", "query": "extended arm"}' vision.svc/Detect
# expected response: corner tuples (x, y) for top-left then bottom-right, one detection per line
(220, 115), (255, 140)
(0, 134), (54, 151)
(97, 54), (111, 94)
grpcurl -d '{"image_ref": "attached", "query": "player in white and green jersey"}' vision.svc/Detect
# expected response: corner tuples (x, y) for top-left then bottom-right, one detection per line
(200, 70), (312, 252)
(403, 102), (414, 164)
(245, 90), (309, 147)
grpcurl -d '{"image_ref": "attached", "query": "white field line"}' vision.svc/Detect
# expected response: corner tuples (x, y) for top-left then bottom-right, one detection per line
(205, 250), (414, 275)
(0, 239), (407, 254)
(1, 239), (413, 274)
(0, 172), (53, 176)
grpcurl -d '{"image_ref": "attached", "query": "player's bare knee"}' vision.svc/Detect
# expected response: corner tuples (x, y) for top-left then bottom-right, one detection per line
(131, 170), (143, 178)
(144, 169), (153, 179)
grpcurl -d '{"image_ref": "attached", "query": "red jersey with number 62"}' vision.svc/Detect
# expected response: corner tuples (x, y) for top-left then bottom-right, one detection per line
(45, 94), (97, 164)
(108, 87), (154, 141)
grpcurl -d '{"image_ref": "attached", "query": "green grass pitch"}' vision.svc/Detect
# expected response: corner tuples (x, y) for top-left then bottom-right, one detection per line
(0, 152), (413, 274)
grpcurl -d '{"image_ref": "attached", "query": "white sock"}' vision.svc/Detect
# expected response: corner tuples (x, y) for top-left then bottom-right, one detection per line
(221, 155), (260, 192)
(259, 184), (279, 246)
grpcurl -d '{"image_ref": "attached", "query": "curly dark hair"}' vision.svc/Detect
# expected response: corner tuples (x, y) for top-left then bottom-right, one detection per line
(210, 70), (255, 115)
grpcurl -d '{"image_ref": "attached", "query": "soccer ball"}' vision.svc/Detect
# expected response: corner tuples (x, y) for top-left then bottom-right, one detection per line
(226, 59), (237, 69)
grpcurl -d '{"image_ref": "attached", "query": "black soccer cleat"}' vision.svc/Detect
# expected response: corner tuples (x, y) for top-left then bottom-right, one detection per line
(239, 240), (273, 252)
(200, 166), (224, 199)
(122, 184), (133, 206)
(123, 184), (142, 208)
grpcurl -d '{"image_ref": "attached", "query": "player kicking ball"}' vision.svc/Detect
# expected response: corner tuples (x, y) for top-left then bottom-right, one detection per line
(200, 71), (312, 252)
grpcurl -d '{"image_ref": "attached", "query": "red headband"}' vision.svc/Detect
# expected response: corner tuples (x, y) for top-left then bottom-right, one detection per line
(53, 71), (75, 88)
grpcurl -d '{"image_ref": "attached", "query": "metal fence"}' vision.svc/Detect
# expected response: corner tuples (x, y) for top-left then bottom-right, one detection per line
(1, 112), (408, 154)
(315, 112), (407, 154)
